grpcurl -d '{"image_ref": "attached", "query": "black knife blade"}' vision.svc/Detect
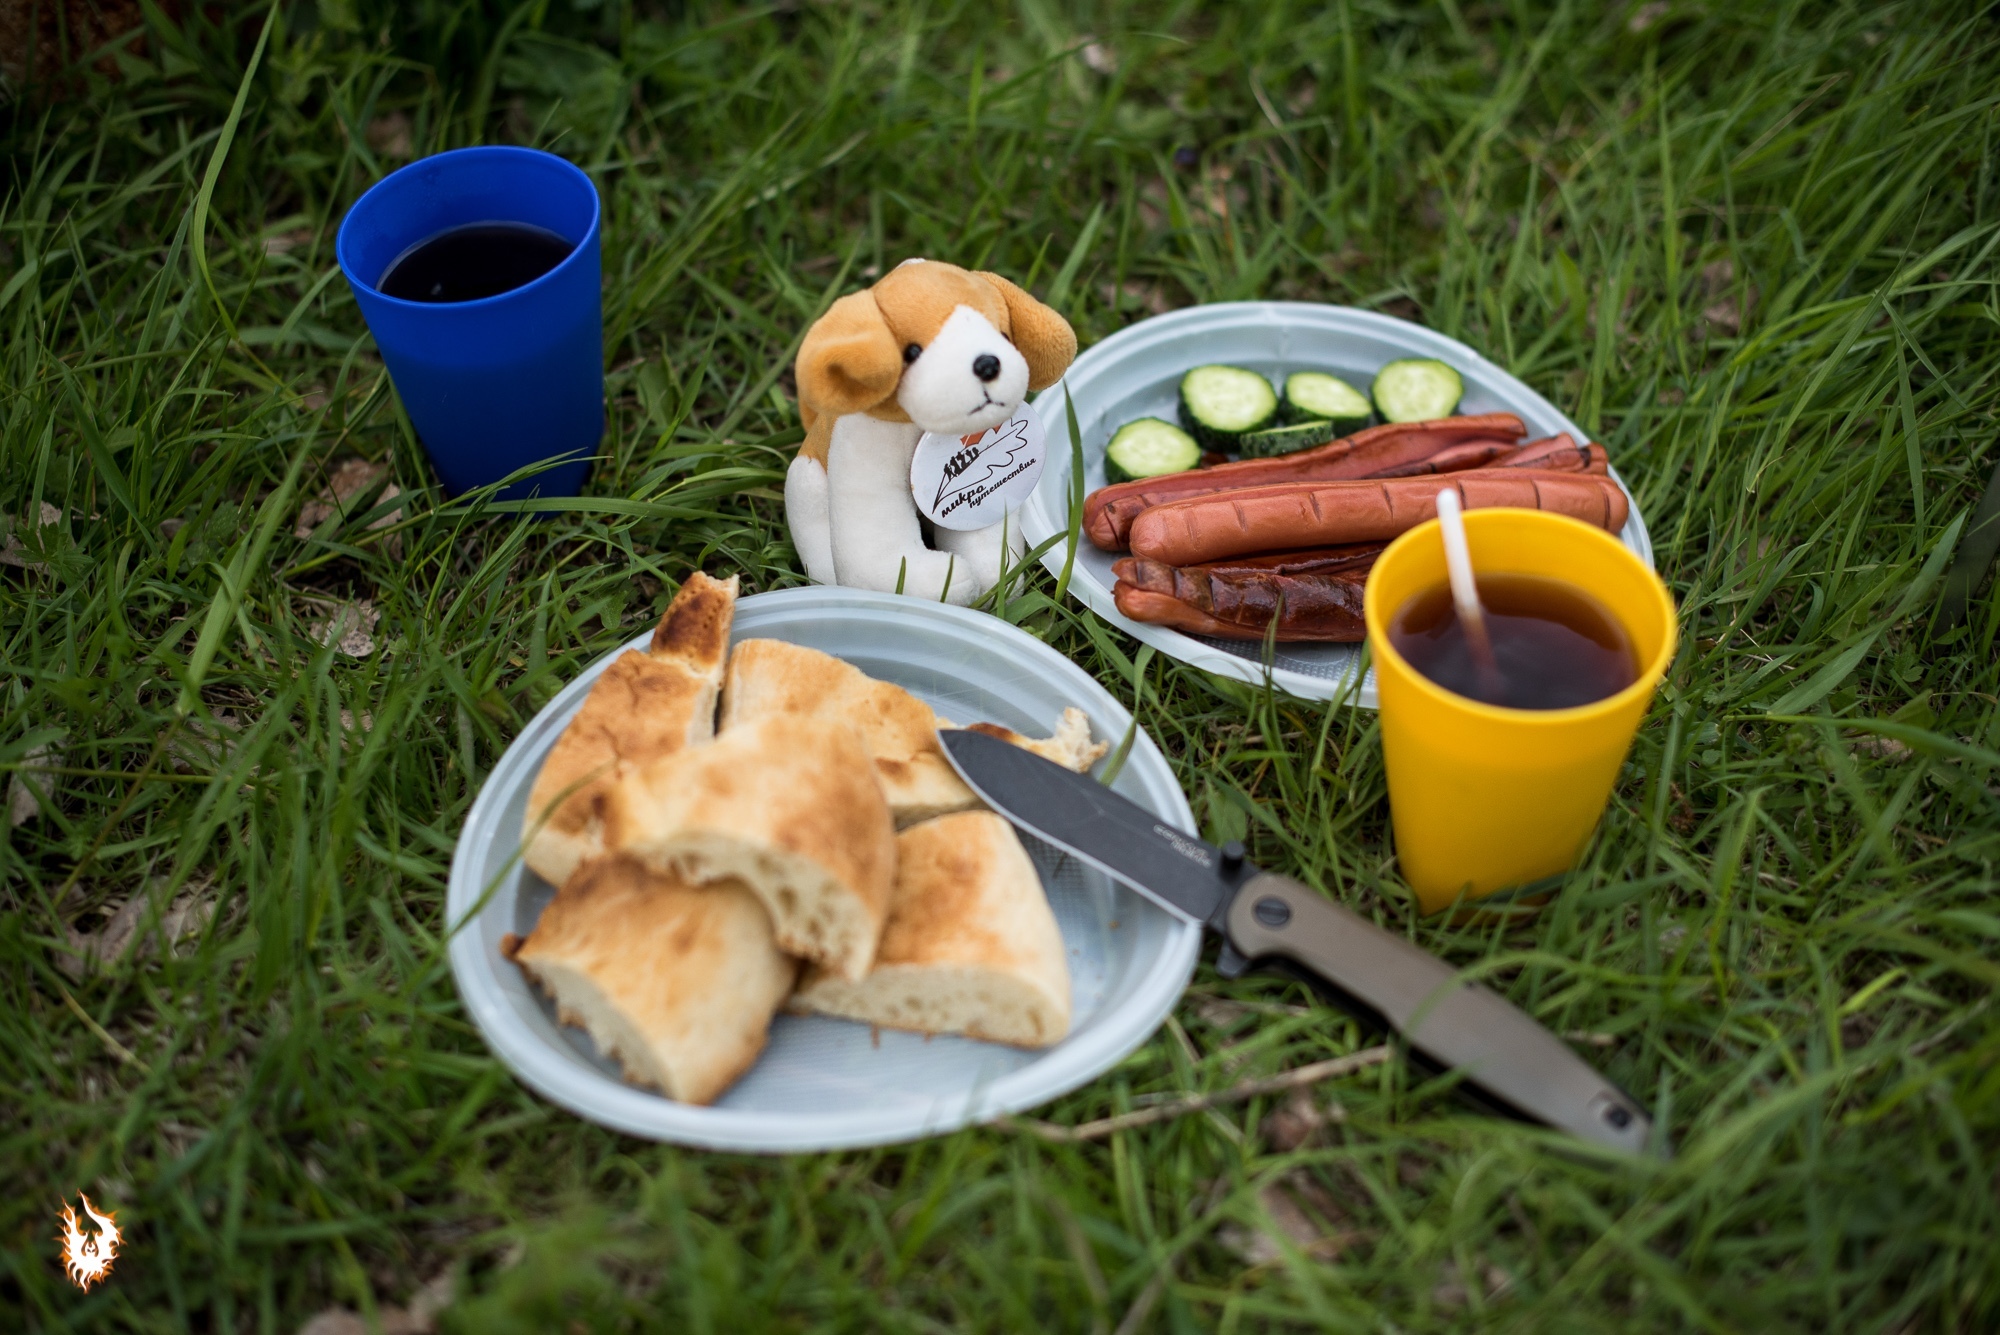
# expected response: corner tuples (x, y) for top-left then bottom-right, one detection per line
(939, 734), (1246, 926)
(939, 727), (1658, 1155)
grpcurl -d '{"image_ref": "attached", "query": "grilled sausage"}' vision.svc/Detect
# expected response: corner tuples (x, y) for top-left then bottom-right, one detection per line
(1112, 544), (1383, 641)
(1366, 434), (1608, 478)
(1112, 583), (1250, 637)
(1127, 471), (1630, 566)
(1496, 434), (1609, 474)
(1363, 438), (1518, 478)
(1083, 413), (1526, 551)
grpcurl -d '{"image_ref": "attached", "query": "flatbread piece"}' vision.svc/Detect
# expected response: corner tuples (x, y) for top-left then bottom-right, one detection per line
(792, 810), (1071, 1047)
(505, 855), (798, 1105)
(601, 714), (896, 980)
(522, 572), (737, 886)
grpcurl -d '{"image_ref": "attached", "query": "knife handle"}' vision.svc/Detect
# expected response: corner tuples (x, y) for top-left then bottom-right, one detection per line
(1222, 872), (1657, 1155)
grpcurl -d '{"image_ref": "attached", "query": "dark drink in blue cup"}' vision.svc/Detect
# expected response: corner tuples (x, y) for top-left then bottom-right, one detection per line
(337, 147), (602, 500)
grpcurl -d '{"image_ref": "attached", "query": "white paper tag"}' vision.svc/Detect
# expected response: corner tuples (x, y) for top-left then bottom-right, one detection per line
(910, 401), (1048, 532)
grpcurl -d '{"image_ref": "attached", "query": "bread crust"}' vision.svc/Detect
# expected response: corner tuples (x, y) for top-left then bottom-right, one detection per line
(603, 714), (896, 980)
(509, 855), (798, 1105)
(650, 569), (736, 660)
(964, 707), (1109, 774)
(720, 640), (1108, 823)
(522, 573), (738, 884)
(720, 637), (975, 824)
(792, 811), (1071, 1047)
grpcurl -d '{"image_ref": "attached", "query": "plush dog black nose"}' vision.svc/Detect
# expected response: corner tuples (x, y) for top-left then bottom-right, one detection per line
(972, 354), (1001, 383)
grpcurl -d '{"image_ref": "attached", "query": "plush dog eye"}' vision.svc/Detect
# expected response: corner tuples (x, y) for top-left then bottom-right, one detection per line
(903, 343), (922, 364)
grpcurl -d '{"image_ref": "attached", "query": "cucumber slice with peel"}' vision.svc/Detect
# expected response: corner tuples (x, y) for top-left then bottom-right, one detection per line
(1177, 365), (1279, 450)
(1234, 419), (1339, 460)
(1370, 358), (1464, 423)
(1104, 417), (1201, 484)
(1281, 372), (1373, 434)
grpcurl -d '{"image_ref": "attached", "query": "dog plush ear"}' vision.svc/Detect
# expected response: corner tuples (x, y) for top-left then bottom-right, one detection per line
(975, 271), (1078, 391)
(796, 291), (903, 418)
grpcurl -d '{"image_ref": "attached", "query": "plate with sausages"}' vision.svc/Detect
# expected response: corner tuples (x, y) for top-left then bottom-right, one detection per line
(1020, 303), (1655, 705)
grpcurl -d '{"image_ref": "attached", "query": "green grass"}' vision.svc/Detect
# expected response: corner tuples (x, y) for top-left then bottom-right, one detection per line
(4, 1), (2000, 1330)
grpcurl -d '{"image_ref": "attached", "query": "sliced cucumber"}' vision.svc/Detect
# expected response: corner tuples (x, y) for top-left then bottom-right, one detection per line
(1281, 372), (1373, 434)
(1103, 417), (1202, 484)
(1177, 365), (1278, 450)
(1370, 358), (1464, 423)
(1234, 419), (1339, 460)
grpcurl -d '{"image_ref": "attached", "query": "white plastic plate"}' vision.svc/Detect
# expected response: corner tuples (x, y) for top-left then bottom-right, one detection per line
(1021, 303), (1655, 705)
(447, 587), (1202, 1152)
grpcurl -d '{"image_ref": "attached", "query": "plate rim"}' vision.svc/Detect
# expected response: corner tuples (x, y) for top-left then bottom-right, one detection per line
(1022, 301), (1656, 705)
(446, 585), (1203, 1152)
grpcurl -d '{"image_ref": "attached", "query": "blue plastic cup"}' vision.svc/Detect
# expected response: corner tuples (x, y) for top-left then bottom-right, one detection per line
(337, 146), (602, 500)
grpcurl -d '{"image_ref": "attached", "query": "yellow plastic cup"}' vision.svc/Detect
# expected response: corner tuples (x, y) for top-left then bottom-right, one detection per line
(1363, 508), (1677, 914)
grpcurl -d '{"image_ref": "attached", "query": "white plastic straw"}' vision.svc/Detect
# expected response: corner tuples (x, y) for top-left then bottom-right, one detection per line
(1434, 489), (1502, 688)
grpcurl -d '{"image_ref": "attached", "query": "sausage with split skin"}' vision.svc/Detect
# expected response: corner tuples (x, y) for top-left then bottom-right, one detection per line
(1127, 470), (1631, 567)
(1498, 435), (1607, 474)
(1112, 584), (1262, 639)
(1364, 438), (1518, 478)
(1084, 413), (1527, 551)
(1113, 543), (1384, 641)
(1114, 543), (1385, 595)
(1373, 434), (1607, 478)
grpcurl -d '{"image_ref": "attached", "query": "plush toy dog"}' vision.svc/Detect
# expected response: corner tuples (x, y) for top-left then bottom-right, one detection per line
(785, 260), (1077, 605)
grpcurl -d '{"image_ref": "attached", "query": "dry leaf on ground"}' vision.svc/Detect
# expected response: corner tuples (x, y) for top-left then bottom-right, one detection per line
(1697, 258), (1757, 336)
(296, 458), (404, 548)
(58, 879), (216, 980)
(308, 600), (381, 658)
(1260, 1085), (1346, 1152)
(1628, 2), (1671, 33)
(1218, 1173), (1361, 1266)
(263, 227), (314, 257)
(0, 502), (62, 571)
(7, 732), (65, 825)
(168, 712), (242, 774)
(296, 1272), (451, 1335)
(1192, 996), (1254, 1030)
(367, 111), (413, 161)
(1432, 1258), (1515, 1309)
(1189, 995), (1309, 1029)
(1853, 735), (1913, 761)
(298, 1311), (418, 1335)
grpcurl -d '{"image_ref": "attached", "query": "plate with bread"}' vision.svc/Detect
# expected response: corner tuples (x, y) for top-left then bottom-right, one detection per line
(1021, 302), (1655, 705)
(447, 574), (1201, 1151)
